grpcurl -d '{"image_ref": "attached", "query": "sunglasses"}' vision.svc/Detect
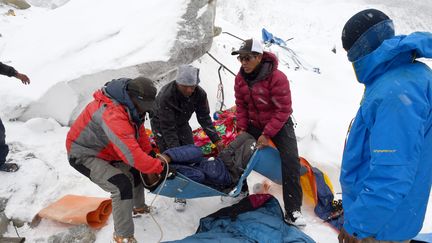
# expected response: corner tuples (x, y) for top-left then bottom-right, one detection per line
(237, 54), (257, 62)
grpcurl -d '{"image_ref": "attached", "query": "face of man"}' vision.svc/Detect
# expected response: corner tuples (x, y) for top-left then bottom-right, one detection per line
(237, 53), (262, 73)
(130, 96), (154, 119)
(177, 83), (197, 97)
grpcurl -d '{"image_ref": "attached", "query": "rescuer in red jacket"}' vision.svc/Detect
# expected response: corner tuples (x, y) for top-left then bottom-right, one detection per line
(66, 77), (170, 243)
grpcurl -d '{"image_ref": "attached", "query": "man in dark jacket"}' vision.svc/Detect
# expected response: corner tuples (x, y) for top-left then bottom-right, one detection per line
(66, 77), (171, 243)
(0, 62), (30, 172)
(232, 38), (305, 226)
(150, 64), (223, 211)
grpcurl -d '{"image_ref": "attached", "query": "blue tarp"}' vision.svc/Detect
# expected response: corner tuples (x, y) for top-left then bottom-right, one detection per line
(262, 28), (287, 46)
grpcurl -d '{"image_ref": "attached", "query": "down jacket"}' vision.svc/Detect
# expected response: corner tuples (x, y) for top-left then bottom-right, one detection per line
(234, 51), (292, 138)
(66, 79), (163, 174)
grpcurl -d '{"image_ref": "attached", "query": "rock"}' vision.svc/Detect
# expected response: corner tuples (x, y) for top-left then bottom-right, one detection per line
(0, 237), (25, 243)
(19, 0), (218, 125)
(0, 198), (8, 212)
(0, 0), (31, 9)
(0, 212), (10, 236)
(10, 218), (25, 228)
(47, 225), (96, 243)
(6, 9), (16, 16)
(26, 0), (70, 9)
(214, 26), (222, 37)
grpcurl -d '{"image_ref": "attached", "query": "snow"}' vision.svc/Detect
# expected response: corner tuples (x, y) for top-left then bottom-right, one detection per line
(1, 0), (431, 242)
(0, 0), (185, 100)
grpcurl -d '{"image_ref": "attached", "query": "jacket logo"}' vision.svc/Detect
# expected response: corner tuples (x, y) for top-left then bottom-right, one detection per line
(373, 149), (396, 153)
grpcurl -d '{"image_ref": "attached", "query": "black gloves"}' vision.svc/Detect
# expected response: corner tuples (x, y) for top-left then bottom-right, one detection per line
(161, 162), (176, 179)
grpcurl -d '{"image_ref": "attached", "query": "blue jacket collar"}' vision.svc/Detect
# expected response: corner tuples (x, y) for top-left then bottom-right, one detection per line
(352, 32), (432, 85)
(103, 78), (142, 125)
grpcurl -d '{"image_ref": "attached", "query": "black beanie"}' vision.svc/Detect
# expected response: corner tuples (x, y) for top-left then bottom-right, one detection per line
(342, 9), (390, 51)
(127, 77), (156, 101)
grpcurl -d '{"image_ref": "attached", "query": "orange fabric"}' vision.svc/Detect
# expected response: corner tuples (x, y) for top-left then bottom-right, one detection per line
(299, 157), (318, 205)
(36, 195), (112, 229)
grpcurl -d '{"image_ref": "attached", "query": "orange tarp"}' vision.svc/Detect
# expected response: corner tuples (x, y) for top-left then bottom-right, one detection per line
(33, 195), (112, 229)
(299, 157), (335, 206)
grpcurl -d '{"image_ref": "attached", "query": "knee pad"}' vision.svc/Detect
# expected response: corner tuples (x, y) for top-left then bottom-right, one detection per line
(108, 174), (133, 200)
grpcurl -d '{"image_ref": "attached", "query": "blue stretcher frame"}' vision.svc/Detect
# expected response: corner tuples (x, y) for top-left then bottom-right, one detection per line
(151, 147), (282, 199)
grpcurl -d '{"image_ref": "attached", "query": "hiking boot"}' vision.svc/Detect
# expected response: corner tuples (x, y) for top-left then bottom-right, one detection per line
(0, 162), (19, 172)
(133, 205), (157, 215)
(284, 210), (306, 227)
(113, 234), (137, 243)
(174, 198), (187, 212)
(325, 199), (344, 221)
(220, 190), (249, 204)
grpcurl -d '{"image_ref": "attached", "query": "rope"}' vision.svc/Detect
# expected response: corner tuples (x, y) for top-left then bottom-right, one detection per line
(221, 31), (244, 41)
(205, 52), (236, 76)
(139, 155), (170, 243)
(205, 52), (236, 113)
(216, 66), (225, 112)
(13, 224), (21, 238)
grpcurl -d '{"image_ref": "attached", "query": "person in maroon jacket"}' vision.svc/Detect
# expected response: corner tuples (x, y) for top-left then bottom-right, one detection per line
(0, 62), (29, 172)
(231, 38), (305, 226)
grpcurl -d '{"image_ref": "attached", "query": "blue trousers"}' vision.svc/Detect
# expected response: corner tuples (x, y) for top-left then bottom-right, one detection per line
(0, 117), (9, 165)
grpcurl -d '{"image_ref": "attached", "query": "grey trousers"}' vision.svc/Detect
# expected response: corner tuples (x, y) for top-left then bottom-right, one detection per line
(70, 157), (145, 237)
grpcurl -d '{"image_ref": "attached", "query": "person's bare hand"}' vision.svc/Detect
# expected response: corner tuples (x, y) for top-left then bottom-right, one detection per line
(215, 140), (225, 153)
(257, 134), (270, 149)
(15, 72), (30, 85)
(158, 153), (171, 164)
(338, 227), (359, 243)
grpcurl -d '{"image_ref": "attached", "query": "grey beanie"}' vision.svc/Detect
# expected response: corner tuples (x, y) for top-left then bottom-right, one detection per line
(175, 64), (200, 86)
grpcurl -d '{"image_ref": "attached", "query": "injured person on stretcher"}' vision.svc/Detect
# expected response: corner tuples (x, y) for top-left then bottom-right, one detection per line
(141, 132), (256, 192)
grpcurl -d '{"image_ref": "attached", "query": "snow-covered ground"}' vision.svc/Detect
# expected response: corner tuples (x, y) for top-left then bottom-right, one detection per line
(1, 0), (431, 242)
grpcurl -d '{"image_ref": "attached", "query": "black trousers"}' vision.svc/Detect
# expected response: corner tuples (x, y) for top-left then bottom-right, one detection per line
(154, 124), (194, 153)
(247, 117), (302, 213)
(0, 117), (9, 165)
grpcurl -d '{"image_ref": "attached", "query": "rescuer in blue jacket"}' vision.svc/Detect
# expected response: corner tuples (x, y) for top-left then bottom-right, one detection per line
(339, 9), (432, 242)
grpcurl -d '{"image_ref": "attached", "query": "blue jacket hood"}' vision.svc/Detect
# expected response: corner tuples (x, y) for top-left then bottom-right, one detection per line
(353, 32), (432, 85)
(103, 78), (142, 125)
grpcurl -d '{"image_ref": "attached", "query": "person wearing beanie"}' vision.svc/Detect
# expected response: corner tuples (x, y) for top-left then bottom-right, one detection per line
(231, 38), (305, 227)
(339, 9), (432, 243)
(150, 64), (223, 211)
(66, 77), (171, 243)
(0, 62), (30, 173)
